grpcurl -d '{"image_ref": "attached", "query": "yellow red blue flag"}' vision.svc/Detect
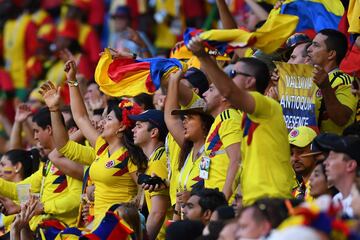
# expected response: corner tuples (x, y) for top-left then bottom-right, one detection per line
(184, 14), (299, 54)
(280, 0), (344, 32)
(94, 49), (187, 97)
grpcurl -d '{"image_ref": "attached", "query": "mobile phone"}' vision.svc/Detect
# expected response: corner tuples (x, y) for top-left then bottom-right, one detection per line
(137, 173), (164, 186)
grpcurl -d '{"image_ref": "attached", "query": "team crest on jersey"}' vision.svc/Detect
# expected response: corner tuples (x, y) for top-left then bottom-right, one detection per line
(105, 160), (115, 168)
(289, 129), (299, 138)
(50, 164), (58, 174)
(316, 89), (322, 98)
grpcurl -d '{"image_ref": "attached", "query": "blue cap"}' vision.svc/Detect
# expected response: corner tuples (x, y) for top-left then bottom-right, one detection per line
(286, 33), (311, 48)
(112, 6), (131, 18)
(128, 109), (168, 135)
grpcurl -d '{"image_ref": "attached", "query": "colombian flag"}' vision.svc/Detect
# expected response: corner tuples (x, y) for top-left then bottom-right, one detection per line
(280, 0), (344, 32)
(184, 14), (299, 54)
(80, 211), (133, 240)
(95, 49), (187, 97)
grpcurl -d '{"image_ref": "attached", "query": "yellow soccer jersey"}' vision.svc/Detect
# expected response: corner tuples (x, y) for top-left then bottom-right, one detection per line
(165, 134), (181, 207)
(240, 92), (296, 206)
(59, 140), (96, 166)
(166, 91), (202, 206)
(0, 160), (82, 230)
(204, 108), (242, 191)
(315, 69), (358, 134)
(145, 146), (171, 240)
(90, 137), (138, 226)
(177, 147), (204, 192)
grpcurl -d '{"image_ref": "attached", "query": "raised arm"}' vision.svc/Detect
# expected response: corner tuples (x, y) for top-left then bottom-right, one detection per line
(61, 49), (99, 147)
(164, 71), (186, 147)
(39, 81), (69, 150)
(216, 0), (238, 29)
(187, 36), (256, 114)
(9, 104), (32, 150)
(245, 0), (269, 22)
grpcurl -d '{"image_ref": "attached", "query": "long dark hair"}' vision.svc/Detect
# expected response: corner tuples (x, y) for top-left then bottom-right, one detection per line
(178, 114), (214, 171)
(4, 149), (41, 179)
(112, 103), (148, 172)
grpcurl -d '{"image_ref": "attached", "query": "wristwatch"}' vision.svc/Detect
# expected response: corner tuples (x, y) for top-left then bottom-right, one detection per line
(67, 80), (79, 87)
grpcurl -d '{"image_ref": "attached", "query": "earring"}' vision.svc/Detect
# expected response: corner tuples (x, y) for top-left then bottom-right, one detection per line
(115, 129), (122, 137)
(15, 169), (19, 173)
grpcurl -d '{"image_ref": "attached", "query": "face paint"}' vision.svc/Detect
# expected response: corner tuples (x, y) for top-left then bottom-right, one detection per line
(2, 167), (14, 175)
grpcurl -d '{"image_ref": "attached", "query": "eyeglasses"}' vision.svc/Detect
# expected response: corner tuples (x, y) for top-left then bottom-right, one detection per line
(228, 70), (252, 78)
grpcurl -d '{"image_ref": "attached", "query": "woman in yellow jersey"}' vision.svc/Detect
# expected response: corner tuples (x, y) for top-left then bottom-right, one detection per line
(41, 49), (148, 228)
(0, 149), (40, 236)
(164, 71), (213, 220)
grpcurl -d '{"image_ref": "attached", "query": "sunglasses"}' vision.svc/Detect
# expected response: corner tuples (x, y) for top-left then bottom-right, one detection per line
(228, 70), (252, 78)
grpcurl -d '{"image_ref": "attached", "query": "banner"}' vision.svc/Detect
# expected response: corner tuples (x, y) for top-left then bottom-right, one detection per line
(275, 61), (317, 130)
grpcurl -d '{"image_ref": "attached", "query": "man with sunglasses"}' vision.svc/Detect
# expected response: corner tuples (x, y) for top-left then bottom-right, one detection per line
(288, 126), (318, 201)
(187, 36), (296, 206)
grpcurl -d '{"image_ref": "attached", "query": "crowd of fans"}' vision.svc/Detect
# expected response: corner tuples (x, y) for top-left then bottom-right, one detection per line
(0, 0), (359, 239)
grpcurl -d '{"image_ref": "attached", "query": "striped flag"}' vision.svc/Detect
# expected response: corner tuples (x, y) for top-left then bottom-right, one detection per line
(184, 14), (299, 54)
(95, 49), (187, 97)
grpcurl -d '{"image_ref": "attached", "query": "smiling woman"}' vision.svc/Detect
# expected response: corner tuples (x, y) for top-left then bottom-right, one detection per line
(39, 50), (149, 230)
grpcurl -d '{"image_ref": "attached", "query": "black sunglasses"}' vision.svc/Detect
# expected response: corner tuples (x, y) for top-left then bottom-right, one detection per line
(228, 70), (252, 78)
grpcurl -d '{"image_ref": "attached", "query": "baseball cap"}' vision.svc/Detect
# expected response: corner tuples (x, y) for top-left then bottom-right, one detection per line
(285, 33), (311, 49)
(288, 126), (317, 148)
(312, 133), (360, 162)
(111, 6), (131, 19)
(128, 109), (168, 136)
(171, 98), (207, 116)
(183, 68), (209, 96)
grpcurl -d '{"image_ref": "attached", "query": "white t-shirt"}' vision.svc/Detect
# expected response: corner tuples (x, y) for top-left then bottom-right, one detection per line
(333, 192), (353, 217)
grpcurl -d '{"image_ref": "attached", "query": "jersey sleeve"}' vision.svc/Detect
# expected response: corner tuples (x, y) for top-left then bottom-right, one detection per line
(334, 84), (358, 113)
(219, 113), (242, 149)
(59, 140), (96, 166)
(0, 167), (42, 200)
(149, 151), (169, 197)
(249, 91), (277, 120)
